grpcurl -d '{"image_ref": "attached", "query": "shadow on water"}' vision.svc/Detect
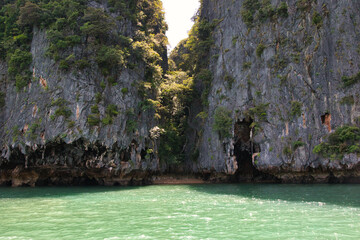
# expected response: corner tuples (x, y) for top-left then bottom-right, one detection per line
(0, 185), (145, 199)
(1, 184), (360, 208)
(188, 184), (360, 208)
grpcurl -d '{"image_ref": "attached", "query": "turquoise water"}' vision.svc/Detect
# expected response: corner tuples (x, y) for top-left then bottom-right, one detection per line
(0, 184), (360, 240)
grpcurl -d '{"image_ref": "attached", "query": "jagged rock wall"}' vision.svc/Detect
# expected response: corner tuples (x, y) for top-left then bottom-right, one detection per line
(2, 0), (360, 186)
(0, 1), (163, 186)
(190, 0), (360, 182)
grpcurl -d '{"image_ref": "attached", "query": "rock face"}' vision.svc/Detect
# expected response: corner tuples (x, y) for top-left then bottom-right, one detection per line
(186, 0), (360, 183)
(1, 0), (360, 186)
(0, 0), (166, 186)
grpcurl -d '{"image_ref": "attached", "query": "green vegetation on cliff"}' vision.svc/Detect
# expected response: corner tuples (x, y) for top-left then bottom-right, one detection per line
(213, 107), (232, 139)
(313, 126), (360, 160)
(153, 10), (220, 164)
(241, 0), (289, 28)
(150, 70), (193, 164)
(342, 72), (360, 87)
(3, 0), (359, 170)
(0, 0), (167, 92)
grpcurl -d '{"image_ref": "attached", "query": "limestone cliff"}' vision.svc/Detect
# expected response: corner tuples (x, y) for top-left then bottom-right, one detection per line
(1, 0), (360, 186)
(182, 0), (360, 183)
(0, 0), (167, 186)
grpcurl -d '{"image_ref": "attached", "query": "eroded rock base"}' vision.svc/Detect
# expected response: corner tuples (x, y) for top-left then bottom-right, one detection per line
(1, 139), (360, 186)
(0, 165), (154, 187)
(1, 166), (360, 187)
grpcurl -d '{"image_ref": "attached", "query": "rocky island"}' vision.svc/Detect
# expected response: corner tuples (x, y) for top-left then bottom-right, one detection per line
(1, 0), (360, 186)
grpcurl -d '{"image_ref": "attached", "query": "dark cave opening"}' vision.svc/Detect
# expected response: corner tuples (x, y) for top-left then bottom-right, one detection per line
(233, 119), (261, 182)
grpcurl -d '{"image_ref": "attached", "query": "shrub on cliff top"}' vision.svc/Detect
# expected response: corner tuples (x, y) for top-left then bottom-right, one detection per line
(80, 7), (115, 42)
(17, 1), (42, 27)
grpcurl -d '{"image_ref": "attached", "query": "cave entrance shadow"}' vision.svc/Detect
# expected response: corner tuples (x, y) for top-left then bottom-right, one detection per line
(188, 183), (360, 208)
(233, 119), (262, 182)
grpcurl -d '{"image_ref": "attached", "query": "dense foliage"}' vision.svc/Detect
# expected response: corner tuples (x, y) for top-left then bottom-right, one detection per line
(313, 126), (360, 160)
(154, 71), (193, 164)
(241, 0), (289, 28)
(0, 0), (167, 91)
(213, 107), (233, 139)
(150, 10), (220, 164)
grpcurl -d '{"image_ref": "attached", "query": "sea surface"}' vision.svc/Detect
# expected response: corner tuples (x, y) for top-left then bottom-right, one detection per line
(0, 184), (359, 239)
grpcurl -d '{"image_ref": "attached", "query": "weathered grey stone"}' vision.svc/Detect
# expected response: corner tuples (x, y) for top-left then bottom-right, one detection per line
(1, 0), (360, 185)
(0, 3), (161, 186)
(186, 0), (360, 182)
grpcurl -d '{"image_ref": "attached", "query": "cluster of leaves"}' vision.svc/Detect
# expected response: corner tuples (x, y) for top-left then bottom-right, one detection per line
(157, 71), (194, 164)
(0, 1), (36, 91)
(125, 108), (137, 133)
(50, 97), (72, 120)
(213, 107), (233, 139)
(241, 0), (289, 28)
(196, 69), (213, 107)
(290, 101), (302, 118)
(26, 122), (40, 140)
(313, 126), (360, 160)
(312, 10), (323, 28)
(342, 72), (360, 87)
(102, 104), (119, 125)
(171, 18), (218, 75)
(283, 140), (305, 156)
(293, 140), (305, 149)
(87, 103), (119, 126)
(249, 103), (270, 122)
(87, 104), (100, 126)
(169, 17), (219, 131)
(224, 73), (235, 88)
(1, 1), (89, 90)
(283, 145), (292, 156)
(256, 43), (266, 58)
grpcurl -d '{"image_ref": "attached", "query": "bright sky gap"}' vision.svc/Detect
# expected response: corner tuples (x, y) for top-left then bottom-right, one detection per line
(162, 0), (200, 52)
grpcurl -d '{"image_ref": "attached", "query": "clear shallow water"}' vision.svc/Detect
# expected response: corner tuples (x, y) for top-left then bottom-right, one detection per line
(0, 184), (360, 240)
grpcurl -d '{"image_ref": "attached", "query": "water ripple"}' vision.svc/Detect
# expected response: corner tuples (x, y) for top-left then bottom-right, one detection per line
(0, 184), (359, 239)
